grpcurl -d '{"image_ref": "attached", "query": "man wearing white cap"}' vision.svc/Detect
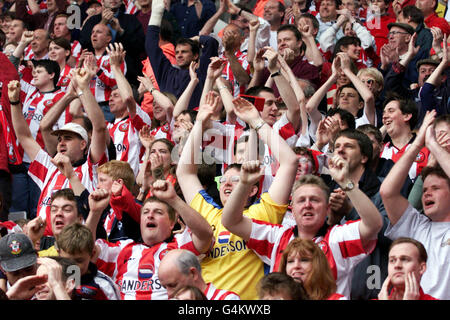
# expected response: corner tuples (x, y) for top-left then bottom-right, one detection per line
(8, 67), (108, 238)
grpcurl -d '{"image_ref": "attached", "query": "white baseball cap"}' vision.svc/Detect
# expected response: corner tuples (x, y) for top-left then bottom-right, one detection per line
(51, 122), (89, 142)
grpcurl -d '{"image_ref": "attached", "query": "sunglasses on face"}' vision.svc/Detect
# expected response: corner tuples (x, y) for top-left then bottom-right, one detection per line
(219, 176), (240, 184)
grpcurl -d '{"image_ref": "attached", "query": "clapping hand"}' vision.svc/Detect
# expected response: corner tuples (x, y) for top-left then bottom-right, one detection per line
(232, 97), (261, 128)
(107, 42), (126, 68)
(139, 125), (155, 150)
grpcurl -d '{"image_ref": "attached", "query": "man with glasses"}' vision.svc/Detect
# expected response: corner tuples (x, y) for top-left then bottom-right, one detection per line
(381, 22), (431, 127)
(357, 67), (385, 123)
(381, 22), (429, 90)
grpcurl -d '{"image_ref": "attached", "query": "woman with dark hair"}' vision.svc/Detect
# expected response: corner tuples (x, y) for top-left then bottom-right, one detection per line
(48, 37), (72, 91)
(332, 36), (366, 70)
(278, 238), (346, 300)
(257, 272), (309, 300)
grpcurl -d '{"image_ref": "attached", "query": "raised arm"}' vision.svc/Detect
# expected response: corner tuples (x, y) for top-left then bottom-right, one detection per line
(328, 154), (382, 251)
(216, 75), (236, 122)
(425, 122), (450, 177)
(233, 96), (298, 205)
(226, 0), (258, 28)
(420, 36), (448, 116)
(265, 47), (301, 133)
(173, 61), (200, 118)
(278, 54), (308, 136)
(247, 48), (266, 89)
(86, 188), (111, 243)
(50, 153), (86, 196)
(380, 110), (436, 226)
(136, 125), (155, 201)
(306, 56), (339, 126)
(72, 64), (107, 164)
(176, 92), (219, 204)
(221, 160), (261, 241)
(40, 82), (79, 157)
(137, 73), (174, 121)
(318, 14), (347, 53)
(107, 43), (137, 118)
(299, 23), (323, 67)
(25, 0), (40, 14)
(199, 57), (225, 107)
(222, 31), (251, 86)
(11, 31), (34, 68)
(198, 0), (227, 36)
(151, 180), (213, 253)
(146, 0), (170, 81)
(339, 52), (375, 125)
(247, 19), (260, 66)
(8, 80), (41, 161)
(425, 35), (448, 87)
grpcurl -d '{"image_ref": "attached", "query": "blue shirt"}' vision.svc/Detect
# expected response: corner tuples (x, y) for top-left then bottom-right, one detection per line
(170, 0), (216, 38)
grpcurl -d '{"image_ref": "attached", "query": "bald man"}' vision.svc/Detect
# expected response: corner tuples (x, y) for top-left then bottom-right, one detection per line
(158, 249), (240, 300)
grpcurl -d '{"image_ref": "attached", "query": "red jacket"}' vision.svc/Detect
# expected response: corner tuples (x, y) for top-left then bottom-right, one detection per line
(386, 287), (439, 300)
(365, 14), (396, 56)
(424, 13), (450, 36)
(0, 52), (21, 171)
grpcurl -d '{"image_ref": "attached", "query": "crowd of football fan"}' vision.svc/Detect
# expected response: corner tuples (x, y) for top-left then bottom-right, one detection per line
(0, 0), (448, 301)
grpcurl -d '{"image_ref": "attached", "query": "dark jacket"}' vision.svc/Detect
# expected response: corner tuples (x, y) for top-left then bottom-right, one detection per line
(261, 54), (321, 93)
(80, 5), (146, 87)
(15, 0), (67, 31)
(145, 25), (219, 109)
(414, 22), (433, 55)
(419, 66), (450, 121)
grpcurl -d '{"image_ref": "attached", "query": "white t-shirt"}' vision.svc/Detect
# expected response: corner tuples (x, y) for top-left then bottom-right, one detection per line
(384, 204), (450, 300)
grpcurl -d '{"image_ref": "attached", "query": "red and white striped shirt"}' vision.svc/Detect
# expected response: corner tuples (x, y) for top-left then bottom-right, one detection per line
(327, 83), (337, 110)
(202, 120), (236, 168)
(221, 50), (251, 98)
(95, 228), (200, 300)
(57, 64), (73, 92)
(0, 221), (23, 234)
(107, 103), (152, 175)
(28, 149), (107, 236)
(260, 113), (299, 193)
(123, 0), (138, 14)
(204, 282), (240, 300)
(247, 219), (375, 299)
(0, 103), (22, 166)
(23, 44), (49, 61)
(71, 40), (82, 64)
(90, 55), (126, 104)
(150, 120), (174, 142)
(20, 80), (71, 163)
(380, 141), (429, 181)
